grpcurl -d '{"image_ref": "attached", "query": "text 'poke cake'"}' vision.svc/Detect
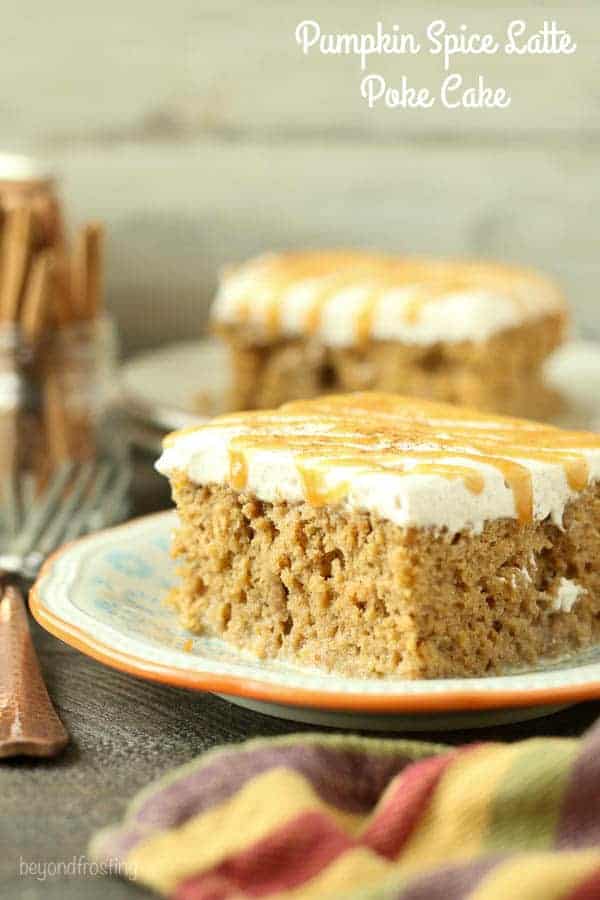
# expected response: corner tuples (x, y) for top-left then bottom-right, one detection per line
(156, 393), (600, 679)
(211, 250), (566, 418)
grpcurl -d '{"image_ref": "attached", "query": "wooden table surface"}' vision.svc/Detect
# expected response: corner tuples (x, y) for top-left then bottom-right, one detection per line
(4, 457), (600, 899)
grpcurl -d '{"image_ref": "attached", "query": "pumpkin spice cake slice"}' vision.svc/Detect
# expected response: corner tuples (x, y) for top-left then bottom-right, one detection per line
(156, 393), (600, 679)
(211, 250), (567, 418)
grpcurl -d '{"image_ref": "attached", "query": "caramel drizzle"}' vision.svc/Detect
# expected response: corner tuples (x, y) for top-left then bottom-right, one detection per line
(228, 448), (248, 491)
(354, 288), (382, 346)
(297, 466), (351, 508)
(229, 437), (525, 515)
(297, 459), (485, 507)
(221, 253), (560, 342)
(402, 277), (472, 325)
(178, 394), (598, 524)
(255, 432), (587, 506)
(408, 463), (485, 495)
(303, 272), (371, 335)
(264, 297), (281, 338)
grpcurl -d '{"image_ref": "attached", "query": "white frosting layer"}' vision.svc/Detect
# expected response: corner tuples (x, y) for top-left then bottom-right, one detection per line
(212, 252), (565, 347)
(551, 578), (585, 613)
(156, 397), (600, 534)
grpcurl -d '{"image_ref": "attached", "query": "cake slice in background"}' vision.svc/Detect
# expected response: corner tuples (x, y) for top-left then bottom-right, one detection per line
(156, 392), (600, 680)
(211, 250), (567, 419)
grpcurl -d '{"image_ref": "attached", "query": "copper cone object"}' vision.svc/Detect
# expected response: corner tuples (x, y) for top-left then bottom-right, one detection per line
(0, 584), (68, 758)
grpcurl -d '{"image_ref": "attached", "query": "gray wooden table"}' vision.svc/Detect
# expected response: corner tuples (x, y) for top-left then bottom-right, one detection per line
(4, 458), (600, 899)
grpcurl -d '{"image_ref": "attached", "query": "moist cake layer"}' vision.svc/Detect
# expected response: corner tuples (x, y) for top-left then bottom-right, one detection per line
(211, 251), (566, 347)
(168, 478), (600, 678)
(217, 314), (564, 416)
(157, 393), (600, 535)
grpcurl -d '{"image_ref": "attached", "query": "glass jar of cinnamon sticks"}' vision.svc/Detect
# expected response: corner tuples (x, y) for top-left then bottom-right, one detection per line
(0, 160), (126, 505)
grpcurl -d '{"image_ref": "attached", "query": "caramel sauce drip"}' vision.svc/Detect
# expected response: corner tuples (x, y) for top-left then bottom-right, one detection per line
(222, 252), (562, 342)
(408, 463), (485, 495)
(303, 272), (371, 335)
(298, 459), (485, 505)
(264, 298), (281, 338)
(297, 465), (351, 508)
(229, 448), (248, 491)
(180, 393), (599, 524)
(354, 289), (381, 346)
(402, 277), (472, 325)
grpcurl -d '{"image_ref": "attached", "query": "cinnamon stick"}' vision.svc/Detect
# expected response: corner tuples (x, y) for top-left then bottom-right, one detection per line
(0, 206), (32, 322)
(48, 252), (72, 327)
(43, 372), (71, 464)
(21, 250), (53, 344)
(71, 222), (104, 320)
(83, 222), (104, 319)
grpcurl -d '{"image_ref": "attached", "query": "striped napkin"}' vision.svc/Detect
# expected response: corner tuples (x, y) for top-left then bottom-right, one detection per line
(90, 722), (600, 899)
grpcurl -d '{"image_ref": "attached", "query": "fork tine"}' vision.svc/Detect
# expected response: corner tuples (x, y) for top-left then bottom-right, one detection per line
(2, 467), (22, 540)
(3, 452), (131, 581)
(78, 463), (129, 536)
(61, 461), (113, 543)
(10, 462), (74, 557)
(34, 462), (96, 558)
(99, 464), (131, 526)
(21, 472), (37, 512)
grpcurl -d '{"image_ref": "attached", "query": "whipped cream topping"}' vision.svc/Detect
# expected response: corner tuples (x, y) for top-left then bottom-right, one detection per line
(156, 393), (600, 534)
(211, 251), (566, 347)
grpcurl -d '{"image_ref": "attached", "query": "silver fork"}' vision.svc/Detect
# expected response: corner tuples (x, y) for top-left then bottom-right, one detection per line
(0, 460), (130, 580)
(0, 459), (130, 758)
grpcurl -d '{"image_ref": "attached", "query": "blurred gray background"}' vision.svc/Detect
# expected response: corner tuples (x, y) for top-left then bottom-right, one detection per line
(2, 1), (598, 355)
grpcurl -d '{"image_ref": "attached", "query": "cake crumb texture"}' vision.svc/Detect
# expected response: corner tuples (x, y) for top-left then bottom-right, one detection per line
(169, 476), (600, 679)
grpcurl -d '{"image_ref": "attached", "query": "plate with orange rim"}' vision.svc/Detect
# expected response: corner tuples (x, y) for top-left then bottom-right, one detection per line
(30, 510), (600, 732)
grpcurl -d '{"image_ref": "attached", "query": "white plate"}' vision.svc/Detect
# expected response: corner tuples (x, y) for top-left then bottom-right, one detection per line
(32, 511), (600, 731)
(119, 339), (231, 433)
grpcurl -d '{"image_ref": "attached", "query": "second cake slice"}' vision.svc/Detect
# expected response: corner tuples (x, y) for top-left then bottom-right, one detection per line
(211, 250), (567, 418)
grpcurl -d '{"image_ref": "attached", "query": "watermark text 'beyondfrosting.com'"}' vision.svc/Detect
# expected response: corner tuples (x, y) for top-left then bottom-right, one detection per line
(295, 19), (576, 109)
(18, 855), (137, 883)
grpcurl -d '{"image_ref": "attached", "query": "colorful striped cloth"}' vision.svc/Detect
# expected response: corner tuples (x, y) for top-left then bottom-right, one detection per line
(90, 721), (600, 899)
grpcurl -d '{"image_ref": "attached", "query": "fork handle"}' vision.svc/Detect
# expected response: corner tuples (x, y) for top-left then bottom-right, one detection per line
(0, 579), (69, 758)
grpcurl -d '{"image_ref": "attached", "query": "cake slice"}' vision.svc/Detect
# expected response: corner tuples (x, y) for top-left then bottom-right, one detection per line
(156, 393), (600, 679)
(211, 250), (566, 418)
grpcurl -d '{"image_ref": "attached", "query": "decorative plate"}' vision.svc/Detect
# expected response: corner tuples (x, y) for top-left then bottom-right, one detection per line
(118, 338), (600, 446)
(31, 512), (600, 731)
(118, 338), (230, 435)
